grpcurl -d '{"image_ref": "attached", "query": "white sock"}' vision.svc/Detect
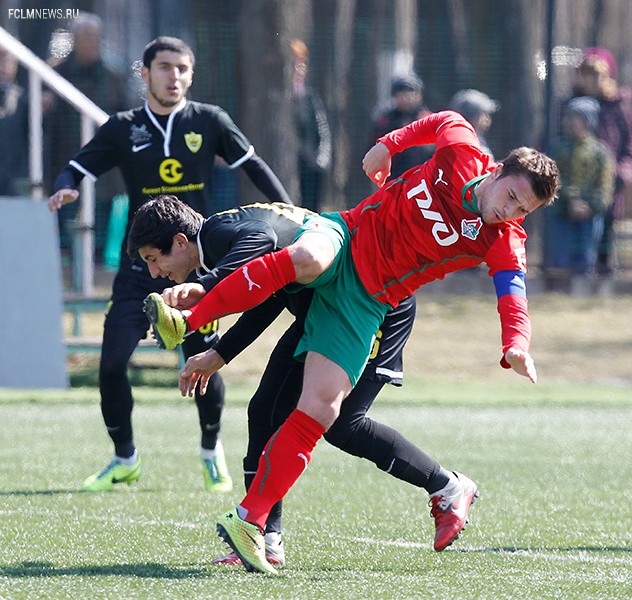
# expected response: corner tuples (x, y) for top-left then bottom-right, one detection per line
(200, 440), (222, 460)
(115, 450), (138, 466)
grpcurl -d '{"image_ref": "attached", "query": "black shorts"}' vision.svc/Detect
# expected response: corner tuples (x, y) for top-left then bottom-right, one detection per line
(363, 294), (416, 386)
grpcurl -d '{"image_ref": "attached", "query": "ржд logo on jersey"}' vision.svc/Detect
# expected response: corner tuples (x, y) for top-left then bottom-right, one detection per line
(407, 178), (458, 246)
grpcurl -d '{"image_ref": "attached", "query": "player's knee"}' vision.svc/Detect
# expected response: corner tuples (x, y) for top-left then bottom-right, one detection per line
(324, 416), (363, 453)
(290, 236), (334, 282)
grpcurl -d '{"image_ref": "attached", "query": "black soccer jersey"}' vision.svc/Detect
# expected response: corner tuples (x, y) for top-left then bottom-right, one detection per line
(65, 99), (254, 218)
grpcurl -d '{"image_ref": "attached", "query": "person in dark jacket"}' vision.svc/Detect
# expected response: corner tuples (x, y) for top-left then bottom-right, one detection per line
(368, 72), (433, 182)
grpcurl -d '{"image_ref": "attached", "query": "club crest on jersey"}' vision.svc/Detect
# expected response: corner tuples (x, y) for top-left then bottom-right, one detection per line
(461, 217), (483, 240)
(129, 124), (151, 144)
(184, 131), (203, 153)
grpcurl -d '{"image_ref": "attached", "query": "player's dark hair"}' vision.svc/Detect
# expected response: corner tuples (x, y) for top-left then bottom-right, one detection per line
(498, 146), (560, 206)
(142, 36), (195, 68)
(127, 195), (203, 259)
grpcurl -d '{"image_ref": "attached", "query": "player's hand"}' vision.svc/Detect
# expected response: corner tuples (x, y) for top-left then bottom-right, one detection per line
(162, 283), (206, 309)
(179, 349), (225, 397)
(48, 188), (79, 213)
(362, 142), (392, 188)
(504, 347), (537, 384)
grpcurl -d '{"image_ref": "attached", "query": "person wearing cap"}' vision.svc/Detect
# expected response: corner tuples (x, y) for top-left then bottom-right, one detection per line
(545, 96), (615, 291)
(449, 89), (500, 158)
(368, 72), (433, 181)
(568, 47), (632, 275)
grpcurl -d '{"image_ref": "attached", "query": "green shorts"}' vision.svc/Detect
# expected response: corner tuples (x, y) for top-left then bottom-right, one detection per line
(292, 213), (390, 386)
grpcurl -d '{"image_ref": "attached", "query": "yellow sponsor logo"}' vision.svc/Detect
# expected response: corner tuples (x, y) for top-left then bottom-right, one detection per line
(184, 131), (203, 153)
(142, 183), (205, 195)
(159, 158), (184, 184)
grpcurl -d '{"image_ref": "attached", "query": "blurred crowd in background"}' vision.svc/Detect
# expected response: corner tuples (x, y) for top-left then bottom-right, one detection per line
(1, 1), (632, 293)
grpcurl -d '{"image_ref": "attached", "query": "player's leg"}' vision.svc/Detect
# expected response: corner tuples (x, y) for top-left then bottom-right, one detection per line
(326, 295), (478, 550)
(83, 296), (146, 491)
(216, 215), (379, 573)
(213, 324), (303, 566)
(144, 216), (338, 347)
(181, 321), (231, 492)
(217, 352), (347, 575)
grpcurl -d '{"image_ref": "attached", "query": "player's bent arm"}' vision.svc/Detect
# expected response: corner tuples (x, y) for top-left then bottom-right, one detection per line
(179, 349), (226, 397)
(241, 154), (292, 204)
(362, 142), (392, 187)
(213, 296), (285, 364)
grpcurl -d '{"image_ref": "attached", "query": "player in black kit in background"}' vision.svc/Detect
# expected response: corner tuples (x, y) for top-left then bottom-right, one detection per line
(47, 37), (291, 492)
(128, 195), (473, 565)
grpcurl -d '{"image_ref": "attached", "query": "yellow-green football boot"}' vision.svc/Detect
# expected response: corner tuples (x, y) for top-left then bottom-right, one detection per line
(82, 456), (142, 492)
(216, 509), (278, 575)
(201, 441), (233, 492)
(143, 292), (187, 350)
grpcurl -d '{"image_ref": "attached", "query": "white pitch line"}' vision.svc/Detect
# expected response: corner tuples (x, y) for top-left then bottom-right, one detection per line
(345, 537), (631, 565)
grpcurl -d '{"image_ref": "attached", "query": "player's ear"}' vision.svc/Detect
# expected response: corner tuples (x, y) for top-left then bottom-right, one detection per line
(173, 232), (189, 249)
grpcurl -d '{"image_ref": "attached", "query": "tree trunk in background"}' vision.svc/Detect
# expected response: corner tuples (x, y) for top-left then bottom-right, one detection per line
(329, 0), (356, 209)
(236, 0), (308, 203)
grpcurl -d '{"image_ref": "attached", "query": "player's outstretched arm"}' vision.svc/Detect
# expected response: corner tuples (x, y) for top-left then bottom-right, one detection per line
(504, 347), (537, 384)
(47, 188), (79, 213)
(179, 349), (225, 397)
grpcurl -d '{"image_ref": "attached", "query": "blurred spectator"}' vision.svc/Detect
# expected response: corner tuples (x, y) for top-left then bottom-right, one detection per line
(567, 47), (632, 275)
(0, 47), (29, 196)
(290, 39), (331, 212)
(45, 12), (129, 258)
(545, 96), (615, 290)
(369, 72), (433, 181)
(449, 88), (499, 158)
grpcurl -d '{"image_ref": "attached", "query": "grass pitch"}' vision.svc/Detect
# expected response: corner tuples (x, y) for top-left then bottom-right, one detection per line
(0, 383), (630, 599)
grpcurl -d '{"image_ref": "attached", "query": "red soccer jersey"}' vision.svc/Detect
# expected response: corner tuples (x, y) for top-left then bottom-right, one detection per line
(342, 111), (528, 307)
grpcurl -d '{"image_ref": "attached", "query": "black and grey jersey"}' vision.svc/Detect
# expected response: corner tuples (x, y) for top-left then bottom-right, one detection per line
(195, 202), (315, 291)
(65, 99), (253, 218)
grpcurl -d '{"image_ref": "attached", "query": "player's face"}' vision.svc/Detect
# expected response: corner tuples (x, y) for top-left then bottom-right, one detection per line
(142, 50), (194, 112)
(138, 239), (195, 284)
(477, 170), (542, 224)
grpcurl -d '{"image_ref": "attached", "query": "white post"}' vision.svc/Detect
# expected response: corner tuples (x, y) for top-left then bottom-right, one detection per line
(27, 70), (44, 200)
(79, 115), (97, 296)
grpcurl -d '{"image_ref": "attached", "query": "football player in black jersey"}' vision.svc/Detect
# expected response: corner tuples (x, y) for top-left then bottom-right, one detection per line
(127, 195), (471, 566)
(47, 37), (291, 492)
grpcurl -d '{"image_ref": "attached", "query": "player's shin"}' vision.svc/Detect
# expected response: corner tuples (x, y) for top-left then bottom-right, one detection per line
(186, 248), (297, 331)
(238, 409), (326, 529)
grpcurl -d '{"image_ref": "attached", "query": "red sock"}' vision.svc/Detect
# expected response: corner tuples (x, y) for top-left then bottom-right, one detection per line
(240, 409), (326, 529)
(186, 248), (296, 331)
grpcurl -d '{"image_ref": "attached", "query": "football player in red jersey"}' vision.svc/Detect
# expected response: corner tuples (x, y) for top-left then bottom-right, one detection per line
(145, 110), (560, 574)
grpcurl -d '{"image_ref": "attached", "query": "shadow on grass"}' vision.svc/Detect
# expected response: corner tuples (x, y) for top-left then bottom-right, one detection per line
(0, 561), (207, 579)
(0, 488), (157, 496)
